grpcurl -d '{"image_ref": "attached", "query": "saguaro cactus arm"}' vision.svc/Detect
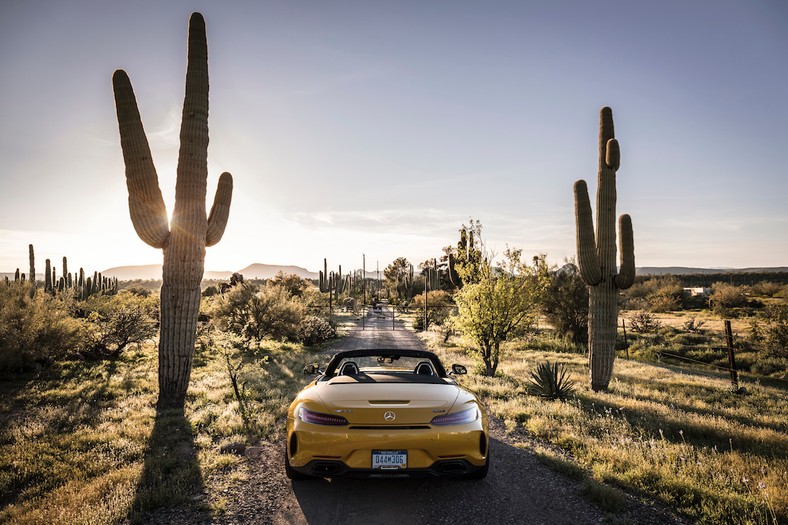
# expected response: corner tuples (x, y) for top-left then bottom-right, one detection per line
(614, 214), (635, 289)
(112, 70), (170, 249)
(574, 180), (601, 286)
(206, 172), (233, 246)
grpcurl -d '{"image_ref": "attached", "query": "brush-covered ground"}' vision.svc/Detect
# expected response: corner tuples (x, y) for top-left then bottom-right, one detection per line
(0, 325), (785, 525)
(419, 328), (787, 525)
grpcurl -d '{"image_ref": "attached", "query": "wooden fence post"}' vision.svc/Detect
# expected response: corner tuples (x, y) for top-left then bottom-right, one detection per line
(724, 320), (739, 390)
(621, 318), (629, 359)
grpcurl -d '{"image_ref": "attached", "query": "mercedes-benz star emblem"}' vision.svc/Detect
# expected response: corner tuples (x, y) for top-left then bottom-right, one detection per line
(384, 411), (396, 421)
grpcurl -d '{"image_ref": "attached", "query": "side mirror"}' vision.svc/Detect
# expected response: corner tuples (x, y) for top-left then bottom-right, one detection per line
(451, 364), (467, 375)
(303, 363), (320, 375)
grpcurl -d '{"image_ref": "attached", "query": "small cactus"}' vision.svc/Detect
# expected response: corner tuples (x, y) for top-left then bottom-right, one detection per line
(113, 13), (233, 408)
(574, 107), (635, 392)
(45, 259), (52, 294)
(28, 244), (36, 298)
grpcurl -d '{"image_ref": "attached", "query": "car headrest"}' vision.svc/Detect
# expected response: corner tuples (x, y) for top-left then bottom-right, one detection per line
(339, 361), (359, 376)
(415, 361), (434, 376)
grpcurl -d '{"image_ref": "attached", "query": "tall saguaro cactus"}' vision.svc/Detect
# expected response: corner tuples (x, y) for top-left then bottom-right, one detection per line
(113, 13), (233, 408)
(574, 106), (635, 392)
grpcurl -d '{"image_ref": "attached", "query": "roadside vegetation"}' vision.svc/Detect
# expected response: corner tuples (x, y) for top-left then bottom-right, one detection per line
(1, 225), (786, 524)
(0, 272), (331, 524)
(420, 332), (786, 525)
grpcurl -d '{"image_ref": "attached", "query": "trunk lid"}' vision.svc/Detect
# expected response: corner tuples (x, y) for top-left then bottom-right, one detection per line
(314, 381), (460, 425)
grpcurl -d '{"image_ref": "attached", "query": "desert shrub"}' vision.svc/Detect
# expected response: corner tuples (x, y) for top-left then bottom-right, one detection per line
(541, 263), (588, 345)
(750, 281), (784, 298)
(202, 285), (220, 297)
(624, 276), (685, 311)
(123, 285), (153, 297)
(751, 356), (788, 376)
(210, 284), (304, 341)
(80, 291), (158, 358)
(759, 304), (788, 359)
(682, 317), (706, 333)
(665, 330), (710, 347)
(647, 290), (681, 313)
(300, 287), (328, 308)
(627, 311), (661, 333)
(297, 316), (336, 346)
(0, 283), (85, 373)
(710, 282), (750, 312)
(269, 272), (310, 297)
(410, 290), (454, 330)
(626, 338), (660, 361)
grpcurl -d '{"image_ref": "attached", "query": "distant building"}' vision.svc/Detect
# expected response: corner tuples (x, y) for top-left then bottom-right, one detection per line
(683, 287), (711, 297)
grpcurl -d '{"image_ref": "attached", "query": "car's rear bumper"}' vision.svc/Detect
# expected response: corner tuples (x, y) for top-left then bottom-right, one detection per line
(293, 457), (485, 479)
(286, 416), (488, 477)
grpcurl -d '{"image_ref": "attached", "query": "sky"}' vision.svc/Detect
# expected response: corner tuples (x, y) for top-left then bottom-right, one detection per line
(1, 0), (787, 276)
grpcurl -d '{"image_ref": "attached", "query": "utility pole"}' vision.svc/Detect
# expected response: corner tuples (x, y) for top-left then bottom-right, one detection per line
(424, 270), (429, 331)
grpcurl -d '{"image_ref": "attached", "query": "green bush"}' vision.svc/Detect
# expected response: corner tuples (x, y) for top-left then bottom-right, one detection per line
(624, 276), (685, 311)
(410, 290), (454, 329)
(80, 291), (158, 358)
(297, 316), (336, 346)
(541, 263), (588, 345)
(0, 283), (85, 373)
(751, 356), (788, 376)
(761, 304), (788, 359)
(710, 282), (750, 311)
(209, 283), (304, 341)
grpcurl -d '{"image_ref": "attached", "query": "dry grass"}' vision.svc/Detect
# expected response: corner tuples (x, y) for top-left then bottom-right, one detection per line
(0, 335), (312, 525)
(2, 319), (784, 525)
(421, 330), (787, 525)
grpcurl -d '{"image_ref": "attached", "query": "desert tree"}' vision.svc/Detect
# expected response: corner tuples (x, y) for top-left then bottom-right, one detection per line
(453, 246), (547, 376)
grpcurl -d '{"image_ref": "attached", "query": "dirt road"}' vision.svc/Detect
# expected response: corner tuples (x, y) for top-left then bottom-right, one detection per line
(143, 306), (686, 525)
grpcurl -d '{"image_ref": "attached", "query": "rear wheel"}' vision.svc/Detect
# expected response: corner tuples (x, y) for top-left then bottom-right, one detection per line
(285, 448), (312, 480)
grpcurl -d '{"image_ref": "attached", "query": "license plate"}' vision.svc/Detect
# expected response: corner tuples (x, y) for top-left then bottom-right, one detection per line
(372, 450), (407, 469)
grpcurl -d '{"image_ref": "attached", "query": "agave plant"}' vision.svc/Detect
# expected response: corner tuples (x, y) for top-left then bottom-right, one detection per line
(527, 361), (576, 400)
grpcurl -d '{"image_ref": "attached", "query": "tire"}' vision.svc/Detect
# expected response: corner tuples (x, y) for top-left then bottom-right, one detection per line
(285, 447), (312, 480)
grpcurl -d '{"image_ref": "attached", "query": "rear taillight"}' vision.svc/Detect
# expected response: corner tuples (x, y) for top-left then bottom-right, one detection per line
(431, 407), (478, 426)
(299, 408), (349, 426)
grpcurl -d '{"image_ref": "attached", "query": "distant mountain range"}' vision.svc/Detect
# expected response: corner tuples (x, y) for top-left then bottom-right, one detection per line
(635, 266), (788, 276)
(99, 263), (320, 281)
(3, 265), (786, 283)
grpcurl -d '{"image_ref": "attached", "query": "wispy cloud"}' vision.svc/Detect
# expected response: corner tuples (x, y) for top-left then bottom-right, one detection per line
(290, 67), (393, 96)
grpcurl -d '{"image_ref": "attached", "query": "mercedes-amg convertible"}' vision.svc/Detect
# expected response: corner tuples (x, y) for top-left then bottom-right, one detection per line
(285, 348), (489, 479)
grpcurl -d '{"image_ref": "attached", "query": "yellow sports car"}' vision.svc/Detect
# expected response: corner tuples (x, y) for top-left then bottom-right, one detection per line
(285, 348), (489, 479)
